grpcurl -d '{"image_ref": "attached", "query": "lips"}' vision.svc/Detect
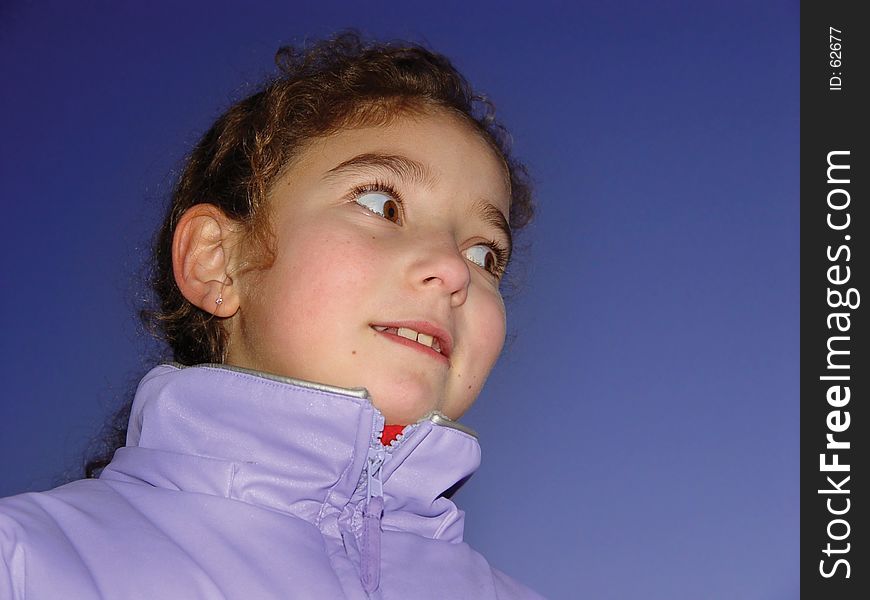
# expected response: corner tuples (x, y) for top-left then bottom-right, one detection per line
(369, 320), (453, 361)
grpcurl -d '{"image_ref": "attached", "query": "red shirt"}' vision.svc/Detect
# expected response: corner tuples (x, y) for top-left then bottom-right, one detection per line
(381, 424), (405, 446)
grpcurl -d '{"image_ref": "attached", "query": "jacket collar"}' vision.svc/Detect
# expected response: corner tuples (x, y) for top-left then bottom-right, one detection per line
(100, 363), (480, 542)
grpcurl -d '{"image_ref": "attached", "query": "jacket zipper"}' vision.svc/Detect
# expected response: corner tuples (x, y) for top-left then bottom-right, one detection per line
(170, 362), (477, 595)
(360, 443), (386, 593)
(356, 408), (384, 594)
(357, 413), (427, 594)
(358, 410), (467, 593)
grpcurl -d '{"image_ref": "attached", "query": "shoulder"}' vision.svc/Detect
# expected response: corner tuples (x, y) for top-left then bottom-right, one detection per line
(0, 498), (27, 600)
(0, 479), (141, 598)
(0, 476), (172, 555)
(379, 531), (545, 599)
(490, 566), (547, 600)
(1, 478), (115, 536)
(0, 478), (127, 533)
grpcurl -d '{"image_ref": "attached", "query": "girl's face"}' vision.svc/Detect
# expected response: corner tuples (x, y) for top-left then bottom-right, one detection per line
(225, 110), (512, 424)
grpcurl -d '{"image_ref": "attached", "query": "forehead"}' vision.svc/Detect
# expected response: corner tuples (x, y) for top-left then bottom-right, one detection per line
(287, 110), (512, 216)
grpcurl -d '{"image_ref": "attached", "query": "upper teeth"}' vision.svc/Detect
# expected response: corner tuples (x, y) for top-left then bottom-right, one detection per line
(373, 326), (442, 353)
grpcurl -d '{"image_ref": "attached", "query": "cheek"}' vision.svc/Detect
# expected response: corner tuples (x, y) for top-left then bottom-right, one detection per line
(444, 289), (505, 419)
(468, 289), (507, 369)
(285, 225), (376, 290)
(271, 227), (380, 324)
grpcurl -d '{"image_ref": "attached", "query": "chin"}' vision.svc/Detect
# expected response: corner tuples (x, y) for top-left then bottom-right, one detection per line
(370, 384), (438, 425)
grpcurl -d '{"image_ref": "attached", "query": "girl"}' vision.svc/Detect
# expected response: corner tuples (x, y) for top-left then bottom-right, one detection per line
(0, 31), (540, 599)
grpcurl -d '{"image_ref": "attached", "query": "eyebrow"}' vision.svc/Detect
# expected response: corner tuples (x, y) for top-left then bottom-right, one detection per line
(324, 152), (513, 258)
(324, 152), (436, 189)
(471, 199), (513, 261)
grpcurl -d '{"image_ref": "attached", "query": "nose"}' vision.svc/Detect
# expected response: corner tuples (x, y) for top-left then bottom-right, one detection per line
(410, 236), (471, 307)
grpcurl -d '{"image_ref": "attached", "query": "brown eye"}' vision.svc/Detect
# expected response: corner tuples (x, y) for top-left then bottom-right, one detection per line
(383, 199), (399, 223)
(464, 245), (499, 276)
(485, 251), (496, 273)
(355, 191), (402, 224)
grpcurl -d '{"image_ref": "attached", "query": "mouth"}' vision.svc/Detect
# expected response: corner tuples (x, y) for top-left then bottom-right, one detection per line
(369, 321), (453, 365)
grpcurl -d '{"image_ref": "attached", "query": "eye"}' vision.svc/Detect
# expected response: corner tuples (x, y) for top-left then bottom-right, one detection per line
(464, 244), (500, 276)
(354, 189), (403, 225)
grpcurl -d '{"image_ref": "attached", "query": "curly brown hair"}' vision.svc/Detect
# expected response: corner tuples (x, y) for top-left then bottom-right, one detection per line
(84, 30), (535, 478)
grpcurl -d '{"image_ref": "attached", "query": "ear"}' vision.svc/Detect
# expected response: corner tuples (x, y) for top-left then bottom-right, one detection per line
(172, 203), (243, 317)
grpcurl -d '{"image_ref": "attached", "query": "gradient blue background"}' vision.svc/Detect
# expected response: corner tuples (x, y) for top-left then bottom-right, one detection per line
(0, 2), (799, 598)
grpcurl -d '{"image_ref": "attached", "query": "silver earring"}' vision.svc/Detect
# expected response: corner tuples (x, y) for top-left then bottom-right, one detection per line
(215, 294), (223, 306)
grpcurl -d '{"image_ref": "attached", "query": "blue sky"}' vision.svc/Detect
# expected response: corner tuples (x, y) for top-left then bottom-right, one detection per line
(0, 2), (799, 598)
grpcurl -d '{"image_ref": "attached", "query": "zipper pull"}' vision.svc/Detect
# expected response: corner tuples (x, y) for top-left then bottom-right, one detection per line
(366, 445), (385, 501)
(360, 445), (385, 593)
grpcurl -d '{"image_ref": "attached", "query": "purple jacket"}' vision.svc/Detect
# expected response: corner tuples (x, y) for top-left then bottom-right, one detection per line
(0, 364), (542, 599)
